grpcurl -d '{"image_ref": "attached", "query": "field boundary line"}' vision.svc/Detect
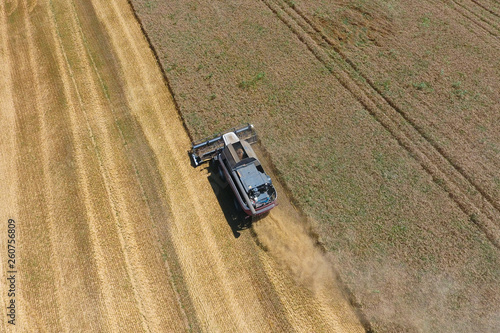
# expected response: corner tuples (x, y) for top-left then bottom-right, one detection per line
(108, 2), (261, 331)
(260, 0), (500, 250)
(118, 2), (306, 331)
(125, 0), (195, 143)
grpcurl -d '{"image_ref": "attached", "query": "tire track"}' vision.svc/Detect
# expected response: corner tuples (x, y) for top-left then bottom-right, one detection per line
(290, 1), (500, 214)
(261, 0), (500, 249)
(275, 0), (500, 201)
(285, 0), (500, 227)
(449, 0), (500, 37)
(470, 0), (500, 18)
(274, 0), (500, 209)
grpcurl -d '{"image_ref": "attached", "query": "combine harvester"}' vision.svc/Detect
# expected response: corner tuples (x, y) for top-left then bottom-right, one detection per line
(190, 124), (277, 217)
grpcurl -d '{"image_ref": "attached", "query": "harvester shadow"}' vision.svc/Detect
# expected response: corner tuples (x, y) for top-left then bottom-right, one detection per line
(206, 160), (252, 238)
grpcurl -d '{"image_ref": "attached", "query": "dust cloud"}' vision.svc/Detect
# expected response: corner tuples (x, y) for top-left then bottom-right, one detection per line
(335, 252), (500, 333)
(252, 209), (335, 293)
(251, 206), (368, 332)
(251, 206), (500, 333)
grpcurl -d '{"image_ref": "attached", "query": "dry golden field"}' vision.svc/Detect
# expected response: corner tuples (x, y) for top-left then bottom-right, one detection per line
(0, 0), (364, 332)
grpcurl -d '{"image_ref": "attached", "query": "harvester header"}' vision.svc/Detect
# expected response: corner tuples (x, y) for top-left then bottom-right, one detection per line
(190, 123), (257, 166)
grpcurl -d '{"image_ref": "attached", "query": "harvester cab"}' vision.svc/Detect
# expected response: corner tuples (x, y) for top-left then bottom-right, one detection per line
(190, 124), (277, 217)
